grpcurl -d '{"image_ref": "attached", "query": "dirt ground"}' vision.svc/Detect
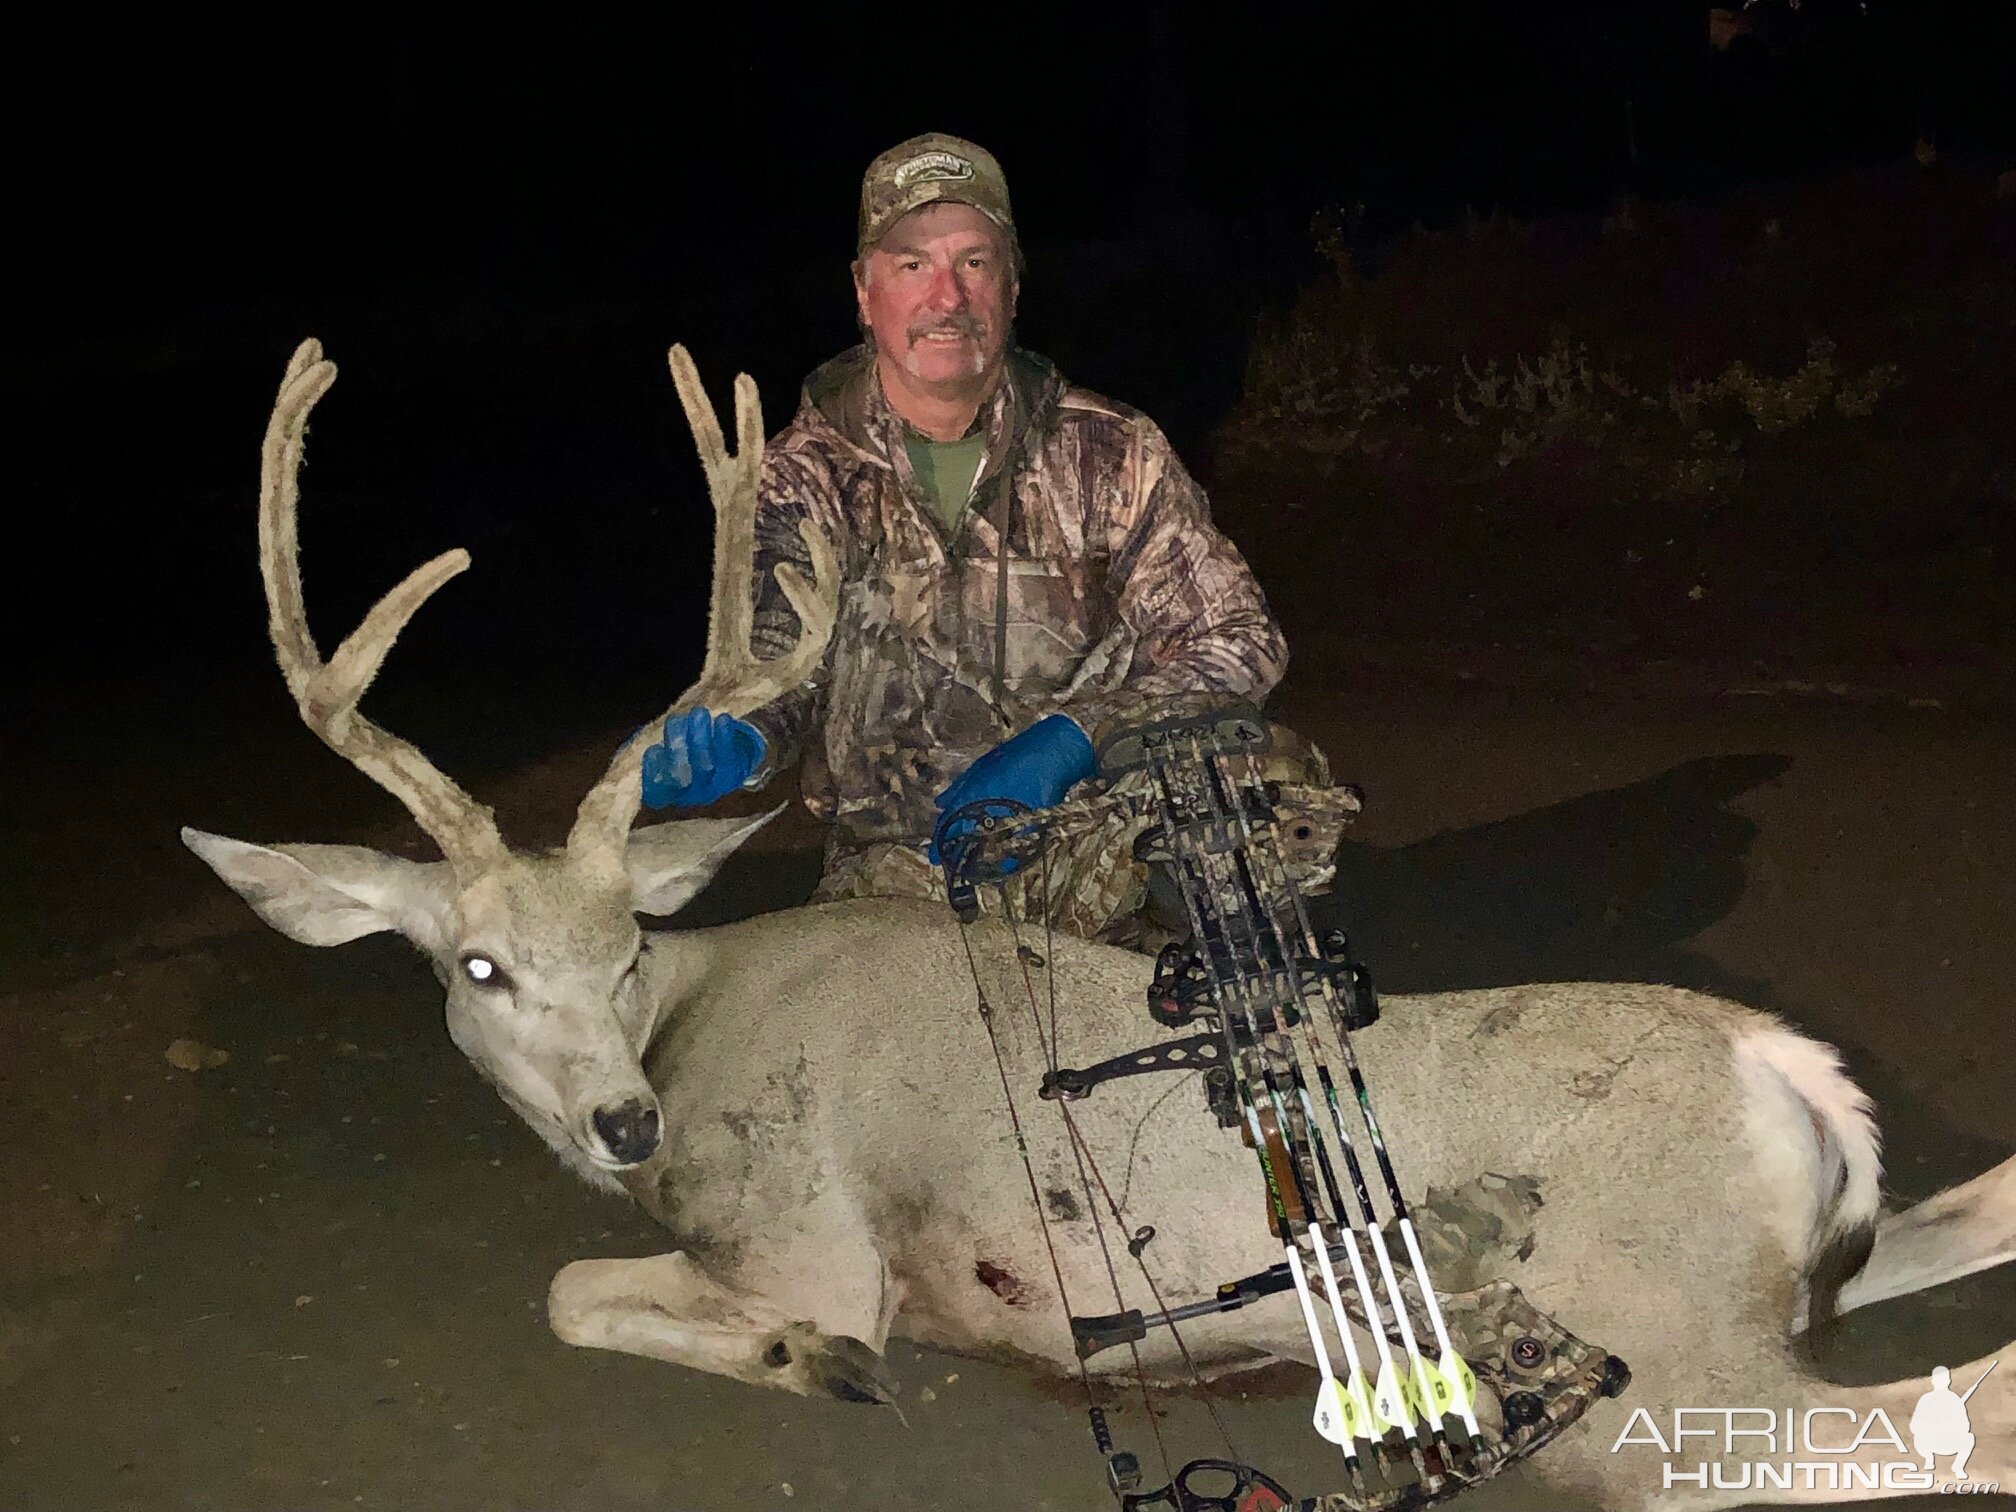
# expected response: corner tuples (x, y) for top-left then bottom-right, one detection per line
(5, 638), (2014, 1510)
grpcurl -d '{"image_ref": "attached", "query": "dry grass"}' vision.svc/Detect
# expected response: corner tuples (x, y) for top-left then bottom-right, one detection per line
(1222, 162), (2010, 517)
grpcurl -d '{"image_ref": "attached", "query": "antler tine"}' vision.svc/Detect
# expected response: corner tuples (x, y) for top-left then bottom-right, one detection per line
(568, 345), (838, 859)
(259, 339), (504, 869)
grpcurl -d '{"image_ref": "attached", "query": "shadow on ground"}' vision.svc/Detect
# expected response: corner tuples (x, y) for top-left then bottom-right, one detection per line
(1305, 752), (1790, 999)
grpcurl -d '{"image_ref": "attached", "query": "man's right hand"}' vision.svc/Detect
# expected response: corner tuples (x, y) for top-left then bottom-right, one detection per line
(640, 707), (768, 810)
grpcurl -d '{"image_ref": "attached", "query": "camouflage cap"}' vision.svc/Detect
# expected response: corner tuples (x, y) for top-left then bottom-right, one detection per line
(857, 132), (1016, 254)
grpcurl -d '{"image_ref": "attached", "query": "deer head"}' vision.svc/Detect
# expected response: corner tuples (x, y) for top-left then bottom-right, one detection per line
(185, 340), (837, 1179)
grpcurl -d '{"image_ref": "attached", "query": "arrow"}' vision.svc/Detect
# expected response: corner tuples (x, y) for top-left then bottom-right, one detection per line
(1396, 1216), (1483, 1436)
(1308, 1224), (1380, 1447)
(1334, 1215), (1419, 1441)
(1362, 1210), (1447, 1440)
(1286, 1244), (1370, 1457)
(1216, 742), (1488, 1443)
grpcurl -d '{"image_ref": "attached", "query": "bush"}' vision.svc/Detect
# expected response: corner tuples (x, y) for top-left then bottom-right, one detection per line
(1221, 162), (2007, 516)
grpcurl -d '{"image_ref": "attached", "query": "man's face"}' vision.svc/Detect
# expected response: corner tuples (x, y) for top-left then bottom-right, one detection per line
(854, 201), (1017, 394)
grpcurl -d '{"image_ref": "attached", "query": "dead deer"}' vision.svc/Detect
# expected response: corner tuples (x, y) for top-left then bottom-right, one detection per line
(185, 341), (2016, 1509)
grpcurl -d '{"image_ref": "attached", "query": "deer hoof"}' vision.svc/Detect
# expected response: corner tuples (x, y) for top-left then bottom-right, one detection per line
(808, 1332), (899, 1406)
(759, 1324), (898, 1405)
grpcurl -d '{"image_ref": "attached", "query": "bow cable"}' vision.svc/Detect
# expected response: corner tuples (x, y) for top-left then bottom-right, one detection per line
(955, 924), (1175, 1490)
(1003, 876), (1250, 1475)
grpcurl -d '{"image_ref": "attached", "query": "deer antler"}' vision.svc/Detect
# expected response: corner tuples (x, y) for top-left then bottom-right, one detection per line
(260, 339), (505, 871)
(568, 344), (838, 860)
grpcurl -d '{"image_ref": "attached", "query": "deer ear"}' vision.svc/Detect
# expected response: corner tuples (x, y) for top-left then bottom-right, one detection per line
(182, 828), (454, 953)
(624, 808), (784, 916)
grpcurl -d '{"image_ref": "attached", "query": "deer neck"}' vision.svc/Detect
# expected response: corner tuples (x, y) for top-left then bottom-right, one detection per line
(635, 926), (727, 1048)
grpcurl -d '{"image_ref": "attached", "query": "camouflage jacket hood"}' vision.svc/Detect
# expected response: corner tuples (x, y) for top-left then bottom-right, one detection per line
(742, 344), (1286, 848)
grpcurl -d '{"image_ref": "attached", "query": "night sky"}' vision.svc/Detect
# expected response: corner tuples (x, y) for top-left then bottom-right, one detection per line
(11, 5), (2013, 721)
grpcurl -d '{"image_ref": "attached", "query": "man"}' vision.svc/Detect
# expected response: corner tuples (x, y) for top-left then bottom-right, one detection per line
(642, 132), (1324, 938)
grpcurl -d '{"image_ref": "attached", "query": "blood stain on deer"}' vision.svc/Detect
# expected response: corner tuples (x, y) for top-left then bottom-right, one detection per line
(974, 1259), (1028, 1306)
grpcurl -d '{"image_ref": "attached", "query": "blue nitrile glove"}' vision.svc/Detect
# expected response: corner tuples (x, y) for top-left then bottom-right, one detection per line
(929, 714), (1096, 863)
(640, 706), (767, 810)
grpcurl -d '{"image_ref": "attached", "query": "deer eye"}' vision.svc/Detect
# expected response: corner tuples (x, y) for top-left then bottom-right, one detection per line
(461, 954), (511, 990)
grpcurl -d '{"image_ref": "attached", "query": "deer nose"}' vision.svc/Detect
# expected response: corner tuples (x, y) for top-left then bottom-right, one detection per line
(590, 1099), (661, 1166)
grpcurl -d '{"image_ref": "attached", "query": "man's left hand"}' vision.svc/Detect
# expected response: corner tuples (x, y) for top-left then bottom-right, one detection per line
(930, 714), (1095, 862)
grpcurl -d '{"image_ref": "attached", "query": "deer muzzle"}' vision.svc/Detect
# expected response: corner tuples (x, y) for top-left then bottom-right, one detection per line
(589, 1099), (663, 1168)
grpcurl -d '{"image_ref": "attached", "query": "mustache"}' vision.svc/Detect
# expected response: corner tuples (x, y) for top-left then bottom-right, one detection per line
(907, 313), (986, 344)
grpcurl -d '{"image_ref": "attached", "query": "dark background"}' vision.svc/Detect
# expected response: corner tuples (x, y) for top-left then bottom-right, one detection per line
(10, 4), (2014, 765)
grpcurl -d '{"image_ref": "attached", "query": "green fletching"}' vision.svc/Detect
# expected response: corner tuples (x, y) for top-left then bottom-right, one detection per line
(1411, 1357), (1454, 1419)
(1313, 1376), (1364, 1446)
(1372, 1360), (1413, 1432)
(1346, 1369), (1375, 1436)
(1439, 1348), (1478, 1412)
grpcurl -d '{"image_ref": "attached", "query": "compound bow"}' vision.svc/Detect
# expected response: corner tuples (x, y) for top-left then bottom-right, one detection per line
(934, 703), (1630, 1512)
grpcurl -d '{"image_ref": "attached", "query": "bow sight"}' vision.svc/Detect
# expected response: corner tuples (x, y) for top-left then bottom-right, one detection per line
(935, 703), (1629, 1512)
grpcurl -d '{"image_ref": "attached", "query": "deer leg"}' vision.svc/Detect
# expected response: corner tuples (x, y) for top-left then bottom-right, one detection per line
(1835, 1150), (2016, 1317)
(548, 1249), (902, 1405)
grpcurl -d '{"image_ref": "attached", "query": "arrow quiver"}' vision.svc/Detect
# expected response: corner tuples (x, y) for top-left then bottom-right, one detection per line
(939, 701), (1628, 1512)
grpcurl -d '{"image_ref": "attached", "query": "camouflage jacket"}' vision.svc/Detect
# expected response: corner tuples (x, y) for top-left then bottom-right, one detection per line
(743, 344), (1288, 848)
